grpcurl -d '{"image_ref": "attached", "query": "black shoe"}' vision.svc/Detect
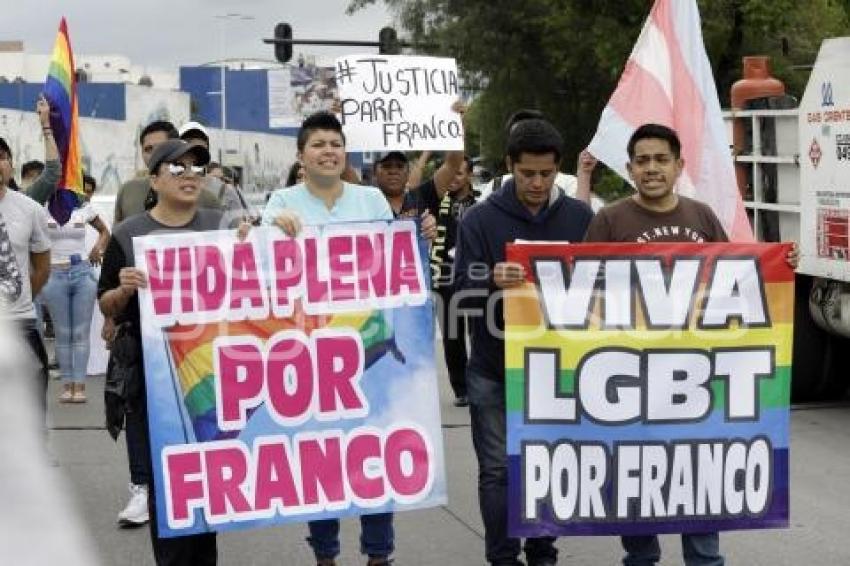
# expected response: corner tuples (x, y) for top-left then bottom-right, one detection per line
(453, 395), (469, 407)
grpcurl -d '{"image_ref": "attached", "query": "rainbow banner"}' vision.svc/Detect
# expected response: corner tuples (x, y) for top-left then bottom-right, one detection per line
(136, 222), (445, 537)
(43, 18), (84, 225)
(505, 242), (793, 536)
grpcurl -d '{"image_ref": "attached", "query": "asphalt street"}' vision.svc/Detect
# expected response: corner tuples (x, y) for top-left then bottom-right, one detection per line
(43, 361), (850, 566)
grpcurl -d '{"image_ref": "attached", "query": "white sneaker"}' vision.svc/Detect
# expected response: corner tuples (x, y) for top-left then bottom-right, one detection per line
(117, 483), (149, 527)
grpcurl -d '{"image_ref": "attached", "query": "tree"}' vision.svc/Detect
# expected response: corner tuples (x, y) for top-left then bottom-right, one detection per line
(349, 0), (848, 198)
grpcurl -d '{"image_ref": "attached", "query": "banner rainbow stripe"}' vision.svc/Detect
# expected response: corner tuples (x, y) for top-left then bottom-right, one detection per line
(505, 242), (793, 536)
(165, 307), (401, 443)
(43, 18), (84, 225)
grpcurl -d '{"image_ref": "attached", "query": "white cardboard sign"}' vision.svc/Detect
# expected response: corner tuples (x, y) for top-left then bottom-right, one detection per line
(334, 54), (464, 151)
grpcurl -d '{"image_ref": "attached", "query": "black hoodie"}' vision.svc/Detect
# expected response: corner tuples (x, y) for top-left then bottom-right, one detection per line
(453, 179), (593, 380)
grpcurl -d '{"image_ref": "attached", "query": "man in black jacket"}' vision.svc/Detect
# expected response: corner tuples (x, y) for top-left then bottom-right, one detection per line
(453, 119), (593, 565)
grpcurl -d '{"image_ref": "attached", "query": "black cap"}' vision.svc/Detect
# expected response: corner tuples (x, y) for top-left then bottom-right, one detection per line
(0, 136), (11, 157)
(147, 139), (211, 174)
(374, 151), (408, 165)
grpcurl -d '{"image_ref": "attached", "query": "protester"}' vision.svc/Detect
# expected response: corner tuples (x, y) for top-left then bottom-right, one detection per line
(0, 133), (52, 420)
(477, 108), (603, 211)
(453, 118), (593, 566)
(404, 153), (479, 406)
(98, 139), (218, 564)
(285, 161), (304, 187)
(38, 178), (110, 403)
(262, 110), (436, 566)
(583, 122), (798, 566)
(19, 96), (61, 205)
(82, 174), (96, 202)
(179, 121), (244, 216)
(20, 160), (45, 190)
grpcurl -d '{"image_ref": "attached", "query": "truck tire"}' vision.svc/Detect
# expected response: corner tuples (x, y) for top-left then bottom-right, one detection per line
(792, 275), (850, 401)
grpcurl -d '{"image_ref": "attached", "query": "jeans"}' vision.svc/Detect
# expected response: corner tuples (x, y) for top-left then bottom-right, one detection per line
(307, 514), (394, 559)
(434, 285), (468, 398)
(39, 263), (97, 383)
(135, 384), (217, 565)
(622, 533), (723, 566)
(126, 404), (151, 486)
(467, 369), (557, 565)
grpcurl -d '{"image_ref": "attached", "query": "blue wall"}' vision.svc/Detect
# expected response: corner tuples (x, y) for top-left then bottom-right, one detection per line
(180, 66), (295, 135)
(180, 66), (363, 169)
(0, 83), (125, 120)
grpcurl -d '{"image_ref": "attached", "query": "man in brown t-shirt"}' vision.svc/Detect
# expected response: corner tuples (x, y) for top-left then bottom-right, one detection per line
(584, 123), (728, 244)
(585, 123), (726, 566)
(585, 123), (797, 566)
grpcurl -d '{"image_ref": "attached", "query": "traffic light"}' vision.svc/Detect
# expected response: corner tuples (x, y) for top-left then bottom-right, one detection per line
(274, 22), (292, 63)
(378, 27), (400, 55)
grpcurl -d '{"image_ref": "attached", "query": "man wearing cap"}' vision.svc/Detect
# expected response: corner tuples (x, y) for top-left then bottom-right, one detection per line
(179, 121), (245, 217)
(114, 121), (221, 224)
(99, 138), (220, 564)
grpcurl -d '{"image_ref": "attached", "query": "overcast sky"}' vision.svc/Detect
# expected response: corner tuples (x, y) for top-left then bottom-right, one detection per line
(4, 0), (394, 70)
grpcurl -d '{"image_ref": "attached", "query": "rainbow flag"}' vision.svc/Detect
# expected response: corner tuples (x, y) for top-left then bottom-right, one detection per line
(165, 305), (403, 443)
(43, 18), (84, 225)
(504, 242), (792, 536)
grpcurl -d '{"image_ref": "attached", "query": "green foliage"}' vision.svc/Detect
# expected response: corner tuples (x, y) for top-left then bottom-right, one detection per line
(349, 0), (849, 183)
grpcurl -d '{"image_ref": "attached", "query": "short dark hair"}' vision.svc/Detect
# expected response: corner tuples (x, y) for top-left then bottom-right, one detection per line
(139, 120), (178, 146)
(83, 174), (96, 191)
(505, 108), (545, 136)
(627, 123), (682, 159)
(21, 160), (45, 179)
(297, 111), (345, 152)
(506, 119), (564, 164)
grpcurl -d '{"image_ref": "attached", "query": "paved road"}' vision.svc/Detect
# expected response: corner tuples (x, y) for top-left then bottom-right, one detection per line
(44, 370), (850, 566)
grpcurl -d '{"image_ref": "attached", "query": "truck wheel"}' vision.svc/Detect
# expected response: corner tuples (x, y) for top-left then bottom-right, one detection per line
(792, 275), (829, 401)
(793, 275), (850, 401)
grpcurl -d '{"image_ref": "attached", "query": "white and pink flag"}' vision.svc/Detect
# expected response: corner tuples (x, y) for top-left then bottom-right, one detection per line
(587, 0), (753, 241)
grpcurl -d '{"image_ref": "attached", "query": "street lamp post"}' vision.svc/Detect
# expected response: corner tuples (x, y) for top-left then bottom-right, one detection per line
(215, 13), (254, 164)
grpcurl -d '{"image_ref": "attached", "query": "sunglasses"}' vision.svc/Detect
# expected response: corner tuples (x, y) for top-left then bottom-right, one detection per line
(165, 162), (206, 177)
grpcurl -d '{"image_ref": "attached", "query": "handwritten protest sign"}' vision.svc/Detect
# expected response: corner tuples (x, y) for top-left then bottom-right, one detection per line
(504, 242), (792, 536)
(334, 54), (464, 151)
(135, 221), (445, 537)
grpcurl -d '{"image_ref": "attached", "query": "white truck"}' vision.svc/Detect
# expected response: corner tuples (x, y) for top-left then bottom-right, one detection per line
(727, 38), (850, 400)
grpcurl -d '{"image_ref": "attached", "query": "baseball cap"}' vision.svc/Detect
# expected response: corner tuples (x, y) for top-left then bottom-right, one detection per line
(147, 139), (211, 174)
(374, 151), (409, 165)
(178, 121), (210, 142)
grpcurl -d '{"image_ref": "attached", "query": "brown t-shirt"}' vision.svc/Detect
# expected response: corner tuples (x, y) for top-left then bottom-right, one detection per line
(584, 195), (728, 243)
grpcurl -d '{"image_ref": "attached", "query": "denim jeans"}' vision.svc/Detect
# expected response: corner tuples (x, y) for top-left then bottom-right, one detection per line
(39, 263), (97, 383)
(467, 369), (558, 566)
(307, 513), (394, 559)
(622, 533), (723, 566)
(126, 404), (151, 486)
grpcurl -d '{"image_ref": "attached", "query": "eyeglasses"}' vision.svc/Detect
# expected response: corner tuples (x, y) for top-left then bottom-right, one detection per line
(165, 162), (206, 178)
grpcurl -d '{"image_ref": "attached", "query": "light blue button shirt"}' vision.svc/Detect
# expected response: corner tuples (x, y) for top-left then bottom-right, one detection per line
(261, 182), (393, 226)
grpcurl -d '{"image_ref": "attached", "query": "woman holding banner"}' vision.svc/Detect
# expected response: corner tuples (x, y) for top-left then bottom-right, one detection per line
(98, 139), (220, 566)
(262, 110), (436, 566)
